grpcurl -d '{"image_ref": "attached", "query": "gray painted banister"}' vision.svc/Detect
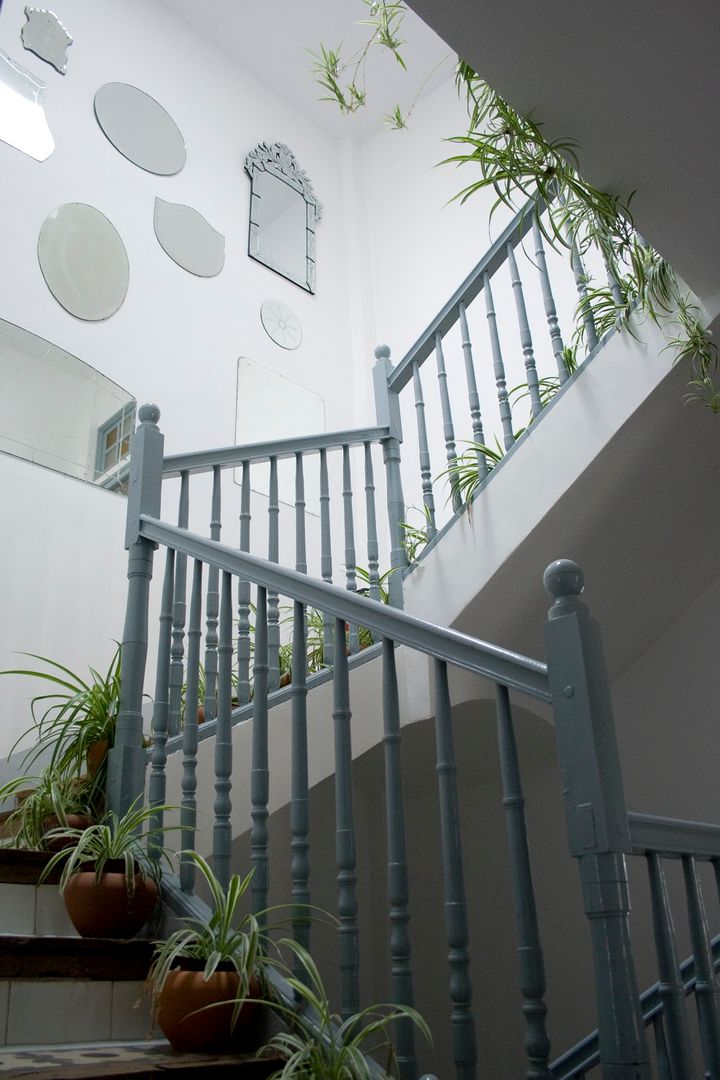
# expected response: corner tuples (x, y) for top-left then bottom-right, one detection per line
(212, 569), (233, 891)
(109, 403), (163, 817)
(295, 452), (307, 576)
(179, 558), (202, 894)
(411, 360), (438, 535)
(162, 424), (389, 477)
(148, 547), (174, 848)
(267, 457), (281, 691)
(507, 241), (543, 419)
(433, 657), (476, 1079)
(387, 194), (542, 393)
(138, 517), (550, 700)
(532, 220), (568, 384)
(374, 344), (407, 610)
(458, 301), (489, 482)
(237, 460), (252, 706)
(569, 240), (599, 353)
(251, 585), (270, 918)
(646, 853), (694, 1077)
(290, 598), (310, 957)
(168, 471), (189, 738)
(203, 465), (222, 724)
(363, 441), (382, 602)
(629, 812), (720, 858)
(683, 855), (720, 1074)
(496, 683), (552, 1078)
(333, 616), (359, 1018)
(434, 331), (462, 513)
(342, 443), (359, 654)
(382, 637), (417, 1080)
(319, 447), (335, 666)
(543, 559), (650, 1078)
(483, 270), (516, 451)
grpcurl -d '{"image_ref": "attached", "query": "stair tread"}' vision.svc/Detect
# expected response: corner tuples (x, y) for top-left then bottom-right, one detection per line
(0, 850), (63, 886)
(0, 1040), (284, 1078)
(0, 935), (155, 980)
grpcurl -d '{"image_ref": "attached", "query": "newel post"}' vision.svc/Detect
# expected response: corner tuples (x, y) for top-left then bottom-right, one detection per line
(373, 345), (407, 609)
(543, 560), (650, 1080)
(107, 404), (164, 817)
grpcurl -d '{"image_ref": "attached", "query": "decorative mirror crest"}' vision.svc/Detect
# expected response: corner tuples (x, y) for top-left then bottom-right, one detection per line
(21, 7), (73, 74)
(245, 142), (321, 294)
(0, 48), (54, 161)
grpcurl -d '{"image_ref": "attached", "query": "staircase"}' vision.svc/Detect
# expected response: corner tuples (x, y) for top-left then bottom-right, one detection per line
(7, 196), (720, 1078)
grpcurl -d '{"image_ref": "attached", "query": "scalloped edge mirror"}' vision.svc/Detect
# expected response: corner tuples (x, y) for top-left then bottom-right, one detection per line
(244, 142), (322, 294)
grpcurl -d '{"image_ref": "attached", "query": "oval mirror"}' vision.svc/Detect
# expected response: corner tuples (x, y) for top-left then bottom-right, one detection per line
(94, 82), (186, 175)
(38, 203), (130, 321)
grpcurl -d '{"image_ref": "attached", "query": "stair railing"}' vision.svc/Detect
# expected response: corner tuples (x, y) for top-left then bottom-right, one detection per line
(110, 408), (720, 1079)
(148, 197), (619, 714)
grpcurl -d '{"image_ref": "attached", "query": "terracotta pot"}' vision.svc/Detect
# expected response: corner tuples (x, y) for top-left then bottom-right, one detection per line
(156, 967), (260, 1052)
(86, 738), (109, 776)
(63, 862), (158, 938)
(43, 814), (95, 852)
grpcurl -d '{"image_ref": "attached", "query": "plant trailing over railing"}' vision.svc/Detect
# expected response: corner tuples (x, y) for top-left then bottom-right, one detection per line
(313, 2), (719, 411)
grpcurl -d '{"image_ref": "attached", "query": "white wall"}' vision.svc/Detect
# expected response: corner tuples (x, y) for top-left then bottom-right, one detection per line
(0, 0), (360, 457)
(0, 454), (129, 757)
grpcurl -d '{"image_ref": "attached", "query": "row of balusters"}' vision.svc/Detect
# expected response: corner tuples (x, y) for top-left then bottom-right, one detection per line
(148, 547), (556, 1080)
(397, 220), (609, 533)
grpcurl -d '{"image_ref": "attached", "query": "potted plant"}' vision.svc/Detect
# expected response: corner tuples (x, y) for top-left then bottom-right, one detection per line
(39, 797), (175, 938)
(262, 940), (431, 1079)
(148, 850), (267, 1052)
(0, 768), (100, 850)
(2, 646), (121, 784)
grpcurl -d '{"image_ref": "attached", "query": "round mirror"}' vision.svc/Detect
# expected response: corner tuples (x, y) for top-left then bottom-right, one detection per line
(94, 82), (186, 175)
(38, 203), (130, 321)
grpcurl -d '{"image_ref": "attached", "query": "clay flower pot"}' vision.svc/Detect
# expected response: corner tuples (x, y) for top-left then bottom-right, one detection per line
(86, 738), (109, 776)
(156, 966), (259, 1052)
(63, 861), (158, 938)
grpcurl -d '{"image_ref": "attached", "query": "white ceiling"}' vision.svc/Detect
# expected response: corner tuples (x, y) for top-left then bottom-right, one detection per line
(156, 0), (452, 140)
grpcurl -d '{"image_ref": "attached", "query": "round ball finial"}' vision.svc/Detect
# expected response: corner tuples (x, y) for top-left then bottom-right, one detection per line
(374, 344), (391, 361)
(138, 403), (161, 425)
(543, 558), (584, 601)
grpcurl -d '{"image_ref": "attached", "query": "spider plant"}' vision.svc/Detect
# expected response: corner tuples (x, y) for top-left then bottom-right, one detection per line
(436, 440), (505, 512)
(148, 851), (269, 1030)
(0, 769), (100, 850)
(263, 939), (431, 1079)
(399, 506), (435, 565)
(3, 646), (121, 782)
(39, 796), (176, 894)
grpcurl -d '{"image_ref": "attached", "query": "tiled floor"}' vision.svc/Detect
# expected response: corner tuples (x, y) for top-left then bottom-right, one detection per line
(0, 1040), (283, 1077)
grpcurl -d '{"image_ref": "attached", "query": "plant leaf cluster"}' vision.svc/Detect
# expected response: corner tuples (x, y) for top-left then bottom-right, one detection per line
(263, 939), (431, 1079)
(39, 796), (177, 894)
(312, 2), (719, 411)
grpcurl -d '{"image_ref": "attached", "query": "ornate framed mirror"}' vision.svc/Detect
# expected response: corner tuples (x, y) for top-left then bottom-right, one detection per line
(244, 142), (322, 294)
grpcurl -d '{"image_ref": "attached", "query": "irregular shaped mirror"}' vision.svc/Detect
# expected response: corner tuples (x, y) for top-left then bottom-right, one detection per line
(0, 319), (135, 490)
(154, 197), (225, 277)
(0, 48), (54, 160)
(21, 7), (73, 74)
(245, 142), (321, 294)
(38, 203), (129, 321)
(94, 82), (186, 175)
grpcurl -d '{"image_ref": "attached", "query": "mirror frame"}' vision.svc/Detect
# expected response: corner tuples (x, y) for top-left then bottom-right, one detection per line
(244, 142), (322, 294)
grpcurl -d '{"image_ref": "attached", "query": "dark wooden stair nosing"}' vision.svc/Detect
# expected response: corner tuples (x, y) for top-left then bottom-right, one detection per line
(0, 934), (155, 981)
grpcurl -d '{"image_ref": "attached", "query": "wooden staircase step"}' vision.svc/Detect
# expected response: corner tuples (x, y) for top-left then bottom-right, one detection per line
(0, 1040), (285, 1078)
(0, 850), (63, 886)
(0, 935), (154, 980)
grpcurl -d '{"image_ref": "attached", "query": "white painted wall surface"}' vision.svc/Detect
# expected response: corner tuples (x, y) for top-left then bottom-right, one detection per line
(0, 0), (358, 461)
(0, 454), (129, 755)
